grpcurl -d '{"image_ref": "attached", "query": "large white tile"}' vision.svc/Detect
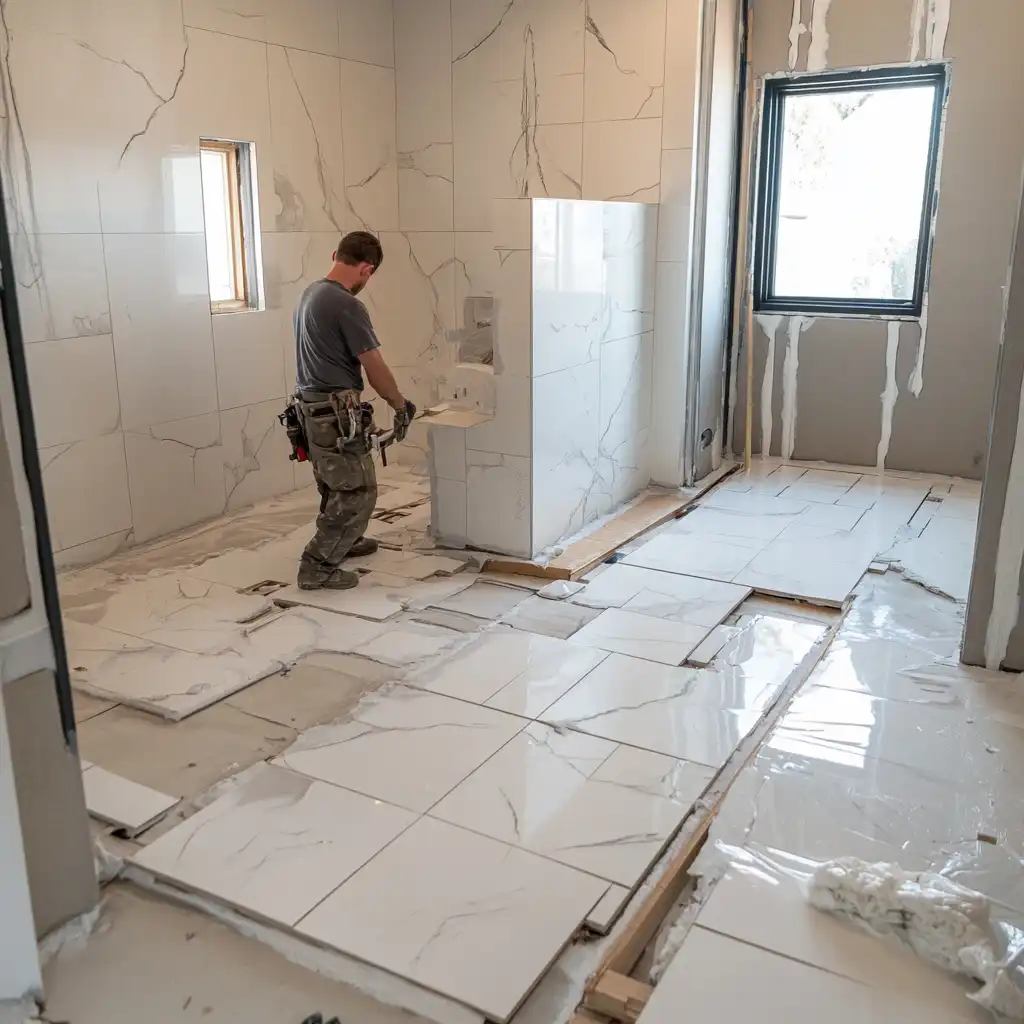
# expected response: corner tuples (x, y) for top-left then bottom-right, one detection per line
(452, 59), (500, 231)
(533, 360), (601, 550)
(265, 0), (339, 56)
(674, 504), (799, 541)
(274, 684), (525, 812)
(779, 469), (862, 503)
(432, 477), (468, 547)
(466, 451), (532, 556)
(734, 544), (870, 606)
(582, 119), (662, 202)
(657, 148), (694, 263)
(183, 0), (266, 40)
(409, 627), (608, 713)
(570, 563), (751, 627)
(296, 815), (607, 1022)
(499, 595), (603, 640)
(16, 234), (111, 344)
(40, 434), (132, 551)
(432, 723), (712, 886)
(568, 608), (708, 665)
(124, 412), (226, 543)
(494, 248), (532, 377)
(622, 531), (765, 581)
(133, 765), (415, 926)
(603, 203), (657, 342)
(337, 0), (394, 67)
(81, 764), (179, 837)
(431, 580), (533, 620)
(661, 0), (701, 149)
(584, 0), (666, 122)
(221, 401), (300, 511)
(700, 487), (810, 515)
(63, 573), (272, 655)
(213, 311), (288, 410)
(26, 335), (121, 448)
(105, 233), (217, 430)
(267, 45), (349, 234)
(341, 60), (399, 231)
(641, 927), (978, 1024)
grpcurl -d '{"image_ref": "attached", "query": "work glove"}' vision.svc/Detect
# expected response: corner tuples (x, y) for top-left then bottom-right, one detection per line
(392, 399), (416, 443)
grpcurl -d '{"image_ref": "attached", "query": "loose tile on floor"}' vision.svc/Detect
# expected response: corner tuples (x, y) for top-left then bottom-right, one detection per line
(82, 764), (180, 837)
(296, 816), (607, 1023)
(568, 607), (709, 665)
(499, 594), (603, 638)
(132, 765), (416, 927)
(431, 580), (534, 620)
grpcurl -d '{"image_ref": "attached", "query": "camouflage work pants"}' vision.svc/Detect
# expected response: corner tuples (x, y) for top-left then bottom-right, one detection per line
(295, 392), (378, 586)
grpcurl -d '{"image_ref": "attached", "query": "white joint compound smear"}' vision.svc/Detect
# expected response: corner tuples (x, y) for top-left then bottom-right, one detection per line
(909, 0), (927, 59)
(788, 0), (806, 69)
(909, 296), (929, 396)
(876, 322), (900, 472)
(758, 314), (783, 458)
(926, 0), (951, 59)
(780, 316), (806, 460)
(805, 0), (833, 71)
(984, 376), (1024, 670)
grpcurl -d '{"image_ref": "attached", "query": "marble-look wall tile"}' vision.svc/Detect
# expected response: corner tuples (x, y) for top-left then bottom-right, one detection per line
(26, 336), (121, 449)
(452, 62), (500, 232)
(268, 45), (348, 234)
(341, 60), (400, 232)
(466, 450), (531, 556)
(221, 400), (296, 512)
(433, 477), (468, 548)
(532, 359), (600, 551)
(213, 311), (287, 411)
(495, 250), (533, 378)
(15, 235), (111, 345)
(182, 0), (266, 42)
(395, 0), (453, 232)
(583, 0), (667, 123)
(604, 201), (658, 343)
(465, 375), (531, 458)
(104, 232), (217, 430)
(124, 412), (226, 543)
(40, 433), (132, 552)
(429, 425), (467, 483)
(582, 119), (663, 202)
(338, 0), (395, 68)
(265, 0), (340, 58)
(662, 0), (701, 149)
(650, 260), (690, 486)
(658, 148), (695, 262)
(455, 232), (499, 312)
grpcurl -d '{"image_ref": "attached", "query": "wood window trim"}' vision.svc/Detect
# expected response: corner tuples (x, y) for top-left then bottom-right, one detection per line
(202, 139), (250, 313)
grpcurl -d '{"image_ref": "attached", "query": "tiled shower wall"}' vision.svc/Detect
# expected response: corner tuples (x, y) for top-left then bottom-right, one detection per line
(1, 0), (401, 567)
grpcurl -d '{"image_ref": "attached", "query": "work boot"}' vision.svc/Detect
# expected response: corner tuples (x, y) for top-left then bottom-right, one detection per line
(296, 568), (360, 591)
(345, 536), (379, 558)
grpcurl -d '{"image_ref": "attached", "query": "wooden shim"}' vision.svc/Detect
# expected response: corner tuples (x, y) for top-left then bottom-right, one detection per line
(479, 557), (569, 582)
(585, 973), (654, 1023)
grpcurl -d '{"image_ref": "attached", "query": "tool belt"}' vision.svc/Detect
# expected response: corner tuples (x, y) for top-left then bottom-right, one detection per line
(283, 389), (376, 460)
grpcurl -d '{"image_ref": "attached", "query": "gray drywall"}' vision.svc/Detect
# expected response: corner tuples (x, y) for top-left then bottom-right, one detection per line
(0, 412), (30, 621)
(963, 175), (1024, 670)
(731, 0), (1024, 477)
(5, 670), (97, 936)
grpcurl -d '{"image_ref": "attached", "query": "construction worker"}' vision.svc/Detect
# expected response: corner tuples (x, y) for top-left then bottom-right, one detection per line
(292, 232), (415, 591)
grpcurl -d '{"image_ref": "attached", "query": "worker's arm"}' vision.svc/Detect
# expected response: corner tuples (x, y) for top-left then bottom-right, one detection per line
(359, 347), (407, 410)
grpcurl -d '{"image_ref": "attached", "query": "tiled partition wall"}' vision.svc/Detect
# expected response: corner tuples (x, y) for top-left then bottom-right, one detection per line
(0, 0), (401, 567)
(394, 0), (704, 492)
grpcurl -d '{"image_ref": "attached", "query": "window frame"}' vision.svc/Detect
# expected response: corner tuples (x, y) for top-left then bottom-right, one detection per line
(199, 138), (259, 315)
(753, 63), (948, 319)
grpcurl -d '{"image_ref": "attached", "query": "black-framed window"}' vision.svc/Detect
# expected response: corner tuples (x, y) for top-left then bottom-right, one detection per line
(754, 64), (947, 318)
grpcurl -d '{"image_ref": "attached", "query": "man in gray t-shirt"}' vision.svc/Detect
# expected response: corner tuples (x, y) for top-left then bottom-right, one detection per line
(292, 232), (415, 591)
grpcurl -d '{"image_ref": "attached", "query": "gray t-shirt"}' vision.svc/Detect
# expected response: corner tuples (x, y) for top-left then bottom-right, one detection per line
(294, 279), (380, 393)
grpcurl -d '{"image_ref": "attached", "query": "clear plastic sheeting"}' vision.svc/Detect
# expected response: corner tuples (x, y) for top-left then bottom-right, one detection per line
(810, 857), (1024, 1018)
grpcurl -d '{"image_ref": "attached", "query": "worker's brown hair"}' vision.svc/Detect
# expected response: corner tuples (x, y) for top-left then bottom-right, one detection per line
(336, 231), (384, 269)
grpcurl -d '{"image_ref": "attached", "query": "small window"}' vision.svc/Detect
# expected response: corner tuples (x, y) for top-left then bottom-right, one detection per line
(199, 139), (261, 313)
(754, 64), (947, 317)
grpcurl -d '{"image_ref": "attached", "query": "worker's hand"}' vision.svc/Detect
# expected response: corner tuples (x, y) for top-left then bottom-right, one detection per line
(393, 399), (416, 443)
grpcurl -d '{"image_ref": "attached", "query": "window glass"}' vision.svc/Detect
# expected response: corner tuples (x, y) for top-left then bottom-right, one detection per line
(200, 147), (237, 303)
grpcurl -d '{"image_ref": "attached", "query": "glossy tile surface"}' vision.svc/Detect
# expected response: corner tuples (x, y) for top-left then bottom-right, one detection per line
(432, 723), (712, 886)
(81, 764), (179, 837)
(133, 765), (415, 927)
(274, 685), (525, 812)
(409, 628), (608, 715)
(499, 594), (602, 639)
(622, 532), (763, 581)
(432, 580), (533, 620)
(296, 816), (607, 1022)
(568, 607), (708, 665)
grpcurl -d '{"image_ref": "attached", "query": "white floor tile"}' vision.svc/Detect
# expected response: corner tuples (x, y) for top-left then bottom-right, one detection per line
(64, 574), (274, 654)
(686, 625), (742, 667)
(408, 628), (608, 714)
(622, 533), (763, 582)
(585, 883), (631, 934)
(700, 489), (810, 516)
(778, 469), (862, 504)
(431, 723), (712, 887)
(673, 505), (798, 541)
(343, 548), (469, 579)
(640, 927), (979, 1024)
(571, 564), (751, 627)
(734, 547), (869, 606)
(82, 764), (179, 837)
(499, 594), (603, 638)
(295, 816), (607, 1022)
(274, 684), (525, 812)
(346, 619), (467, 668)
(568, 608), (708, 665)
(131, 765), (415, 927)
(432, 580), (534, 619)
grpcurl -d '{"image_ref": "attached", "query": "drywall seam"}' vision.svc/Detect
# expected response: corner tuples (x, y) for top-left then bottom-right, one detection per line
(757, 314), (783, 458)
(788, 0), (805, 70)
(985, 380), (1024, 669)
(780, 315), (807, 459)
(877, 322), (900, 471)
(805, 0), (832, 72)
